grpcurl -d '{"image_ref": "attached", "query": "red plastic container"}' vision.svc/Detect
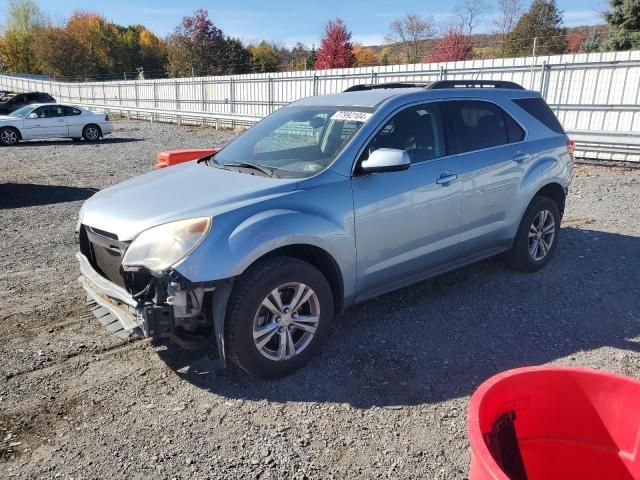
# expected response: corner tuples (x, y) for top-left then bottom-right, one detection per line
(468, 366), (640, 480)
(155, 148), (219, 169)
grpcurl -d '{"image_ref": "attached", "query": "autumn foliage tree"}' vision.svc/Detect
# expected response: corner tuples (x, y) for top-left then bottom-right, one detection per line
(315, 19), (355, 69)
(427, 27), (472, 63)
(353, 44), (379, 66)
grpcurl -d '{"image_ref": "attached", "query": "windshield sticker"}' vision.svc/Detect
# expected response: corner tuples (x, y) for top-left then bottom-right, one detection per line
(330, 111), (372, 123)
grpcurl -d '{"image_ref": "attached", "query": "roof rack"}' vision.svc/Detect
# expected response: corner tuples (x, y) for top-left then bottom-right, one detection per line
(343, 80), (525, 93)
(344, 82), (430, 92)
(427, 80), (525, 90)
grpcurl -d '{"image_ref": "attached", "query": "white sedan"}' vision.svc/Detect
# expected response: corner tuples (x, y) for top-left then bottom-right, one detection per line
(0, 103), (113, 146)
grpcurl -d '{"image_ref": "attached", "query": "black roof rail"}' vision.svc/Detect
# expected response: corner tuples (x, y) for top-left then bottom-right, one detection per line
(344, 82), (430, 92)
(427, 80), (525, 90)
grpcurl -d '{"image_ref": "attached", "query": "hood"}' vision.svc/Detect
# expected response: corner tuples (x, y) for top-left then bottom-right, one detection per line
(80, 162), (298, 240)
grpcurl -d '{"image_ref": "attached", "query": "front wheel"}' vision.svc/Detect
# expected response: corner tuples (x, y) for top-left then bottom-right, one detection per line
(82, 125), (101, 142)
(225, 257), (334, 378)
(504, 196), (561, 272)
(0, 127), (19, 146)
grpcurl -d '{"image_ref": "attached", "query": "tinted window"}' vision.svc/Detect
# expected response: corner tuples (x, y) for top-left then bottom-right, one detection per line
(362, 103), (446, 164)
(505, 113), (525, 142)
(64, 106), (82, 116)
(37, 93), (53, 102)
(513, 97), (564, 134)
(448, 100), (512, 153)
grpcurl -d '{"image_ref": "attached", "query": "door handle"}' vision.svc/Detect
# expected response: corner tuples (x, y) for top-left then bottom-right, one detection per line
(513, 152), (531, 163)
(436, 173), (458, 185)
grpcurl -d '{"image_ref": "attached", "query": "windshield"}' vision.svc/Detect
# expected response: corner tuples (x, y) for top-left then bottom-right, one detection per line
(213, 106), (374, 178)
(9, 105), (35, 118)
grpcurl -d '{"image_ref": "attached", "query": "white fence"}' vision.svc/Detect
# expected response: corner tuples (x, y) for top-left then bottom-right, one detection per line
(2, 50), (640, 163)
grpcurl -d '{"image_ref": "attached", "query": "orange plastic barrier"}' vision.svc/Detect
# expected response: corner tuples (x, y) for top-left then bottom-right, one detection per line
(468, 366), (640, 480)
(155, 148), (220, 169)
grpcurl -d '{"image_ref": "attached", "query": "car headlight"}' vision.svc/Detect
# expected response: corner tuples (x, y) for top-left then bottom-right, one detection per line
(122, 217), (211, 274)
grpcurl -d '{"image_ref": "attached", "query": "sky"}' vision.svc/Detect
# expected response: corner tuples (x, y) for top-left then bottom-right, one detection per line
(1, 0), (607, 46)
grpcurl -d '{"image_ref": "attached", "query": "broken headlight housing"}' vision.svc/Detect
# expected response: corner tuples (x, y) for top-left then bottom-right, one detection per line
(122, 217), (211, 274)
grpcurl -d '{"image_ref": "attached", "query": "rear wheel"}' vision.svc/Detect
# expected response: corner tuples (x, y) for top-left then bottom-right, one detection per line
(0, 127), (19, 146)
(225, 257), (334, 378)
(82, 124), (101, 142)
(504, 196), (561, 272)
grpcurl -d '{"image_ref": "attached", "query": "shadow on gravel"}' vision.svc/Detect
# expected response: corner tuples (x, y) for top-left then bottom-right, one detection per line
(158, 227), (640, 409)
(0, 183), (98, 208)
(12, 138), (141, 147)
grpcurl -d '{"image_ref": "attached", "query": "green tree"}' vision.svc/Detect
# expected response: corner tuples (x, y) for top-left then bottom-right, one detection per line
(249, 42), (280, 72)
(0, 0), (46, 73)
(580, 30), (603, 52)
(603, 0), (640, 50)
(503, 0), (566, 57)
(225, 37), (252, 74)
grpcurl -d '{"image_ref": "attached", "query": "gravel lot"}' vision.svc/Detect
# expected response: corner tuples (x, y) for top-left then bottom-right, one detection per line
(1, 119), (639, 479)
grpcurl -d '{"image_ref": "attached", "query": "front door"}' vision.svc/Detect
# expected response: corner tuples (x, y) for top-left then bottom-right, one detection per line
(352, 101), (462, 299)
(22, 105), (68, 139)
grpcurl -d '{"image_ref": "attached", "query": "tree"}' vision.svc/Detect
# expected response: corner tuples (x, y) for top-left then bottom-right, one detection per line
(427, 27), (472, 62)
(315, 19), (355, 69)
(385, 13), (436, 63)
(33, 27), (92, 78)
(225, 38), (252, 74)
(456, 0), (491, 37)
(353, 44), (379, 66)
(166, 9), (226, 77)
(603, 0), (640, 50)
(566, 31), (587, 52)
(503, 0), (566, 57)
(249, 41), (280, 72)
(580, 29), (603, 52)
(0, 0), (46, 73)
(493, 0), (523, 37)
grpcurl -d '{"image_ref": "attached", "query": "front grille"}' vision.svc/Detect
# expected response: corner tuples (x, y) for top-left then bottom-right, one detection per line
(91, 242), (126, 288)
(80, 225), (127, 288)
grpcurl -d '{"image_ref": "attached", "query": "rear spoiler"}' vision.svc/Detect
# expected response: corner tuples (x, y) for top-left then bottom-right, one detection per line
(156, 148), (220, 169)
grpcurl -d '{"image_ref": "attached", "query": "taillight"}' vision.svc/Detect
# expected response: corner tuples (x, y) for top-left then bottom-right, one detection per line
(105, 114), (110, 121)
(566, 138), (576, 164)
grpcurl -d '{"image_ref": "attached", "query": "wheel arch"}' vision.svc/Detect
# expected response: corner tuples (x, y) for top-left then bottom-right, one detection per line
(243, 244), (345, 315)
(84, 123), (103, 137)
(534, 182), (566, 217)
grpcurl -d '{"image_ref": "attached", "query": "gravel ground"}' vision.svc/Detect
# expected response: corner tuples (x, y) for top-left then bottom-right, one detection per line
(1, 119), (639, 479)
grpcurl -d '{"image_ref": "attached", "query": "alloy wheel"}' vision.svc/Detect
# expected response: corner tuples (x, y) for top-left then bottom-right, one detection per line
(252, 282), (320, 361)
(1, 129), (18, 145)
(528, 209), (555, 261)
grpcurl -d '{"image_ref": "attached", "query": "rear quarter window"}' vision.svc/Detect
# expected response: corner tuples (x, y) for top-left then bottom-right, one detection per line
(513, 97), (565, 134)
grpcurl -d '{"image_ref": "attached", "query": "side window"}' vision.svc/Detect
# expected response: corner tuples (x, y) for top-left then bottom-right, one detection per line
(448, 100), (512, 153)
(513, 97), (565, 134)
(48, 105), (64, 117)
(362, 102), (446, 164)
(505, 113), (525, 142)
(31, 106), (46, 118)
(64, 106), (82, 116)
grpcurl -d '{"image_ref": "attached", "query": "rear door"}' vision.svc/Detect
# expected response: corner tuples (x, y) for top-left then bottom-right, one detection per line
(22, 105), (68, 139)
(352, 101), (462, 299)
(64, 106), (84, 138)
(446, 99), (528, 258)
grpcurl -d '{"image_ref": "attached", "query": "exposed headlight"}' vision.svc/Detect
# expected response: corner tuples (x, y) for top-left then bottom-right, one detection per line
(122, 217), (211, 274)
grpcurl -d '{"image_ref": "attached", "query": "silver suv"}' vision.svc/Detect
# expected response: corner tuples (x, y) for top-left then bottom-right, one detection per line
(77, 80), (574, 377)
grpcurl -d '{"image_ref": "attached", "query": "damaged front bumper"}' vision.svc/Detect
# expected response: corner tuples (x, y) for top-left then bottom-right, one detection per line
(77, 252), (232, 364)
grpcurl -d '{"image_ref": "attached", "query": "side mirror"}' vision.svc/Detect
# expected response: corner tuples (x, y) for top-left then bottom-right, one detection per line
(360, 148), (411, 174)
(26, 112), (38, 119)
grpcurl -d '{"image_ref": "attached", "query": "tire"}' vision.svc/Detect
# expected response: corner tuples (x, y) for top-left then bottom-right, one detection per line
(0, 127), (19, 146)
(225, 256), (334, 378)
(504, 196), (561, 272)
(82, 124), (101, 142)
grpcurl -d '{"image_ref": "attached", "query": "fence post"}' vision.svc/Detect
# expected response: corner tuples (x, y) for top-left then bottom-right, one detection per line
(268, 76), (273, 114)
(230, 78), (235, 129)
(439, 66), (447, 80)
(313, 75), (318, 96)
(201, 78), (206, 112)
(539, 61), (549, 99)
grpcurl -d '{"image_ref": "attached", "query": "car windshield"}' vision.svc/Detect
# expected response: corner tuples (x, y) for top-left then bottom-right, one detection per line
(9, 105), (35, 118)
(212, 105), (374, 178)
